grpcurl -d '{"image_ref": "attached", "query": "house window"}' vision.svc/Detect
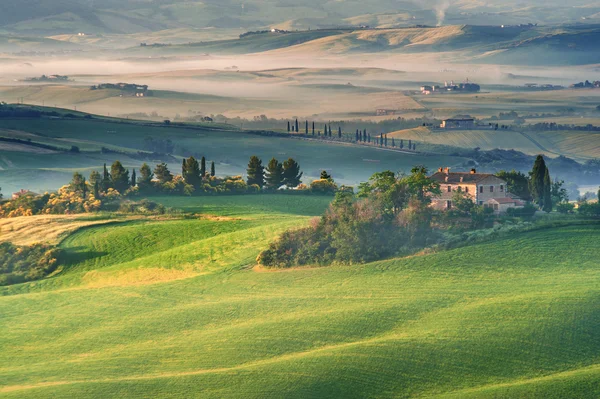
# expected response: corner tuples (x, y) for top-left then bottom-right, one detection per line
(479, 186), (483, 193)
(446, 200), (452, 209)
(457, 186), (462, 192)
(447, 186), (452, 192)
(500, 185), (504, 192)
(490, 186), (494, 193)
(465, 187), (469, 193)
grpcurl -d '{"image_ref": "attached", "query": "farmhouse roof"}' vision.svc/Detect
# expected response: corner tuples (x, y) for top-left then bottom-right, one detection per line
(430, 171), (497, 184)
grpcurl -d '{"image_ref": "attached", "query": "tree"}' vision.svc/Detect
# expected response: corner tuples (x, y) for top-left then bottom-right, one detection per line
(131, 169), (136, 187)
(338, 126), (342, 138)
(530, 155), (548, 207)
(138, 163), (154, 188)
(246, 156), (264, 188)
(305, 120), (309, 135)
(551, 178), (568, 205)
(392, 137), (395, 147)
(320, 170), (332, 181)
(265, 158), (284, 190)
(154, 163), (173, 184)
(400, 139), (404, 149)
(110, 161), (129, 192)
(356, 129), (359, 142)
(101, 163), (111, 191)
(287, 121), (290, 132)
(0, 187), (2, 200)
(329, 125), (332, 137)
(210, 161), (216, 177)
(69, 172), (87, 198)
(312, 121), (315, 135)
(408, 139), (412, 149)
(295, 118), (299, 133)
(200, 156), (207, 178)
(89, 170), (101, 197)
(385, 135), (388, 147)
(405, 166), (440, 204)
(542, 168), (552, 213)
(496, 170), (531, 201)
(183, 156), (202, 187)
(282, 158), (303, 188)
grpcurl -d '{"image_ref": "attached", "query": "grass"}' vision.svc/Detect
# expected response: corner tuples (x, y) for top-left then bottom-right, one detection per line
(0, 194), (598, 398)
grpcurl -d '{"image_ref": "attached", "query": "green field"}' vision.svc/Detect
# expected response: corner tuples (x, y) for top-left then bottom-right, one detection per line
(1, 196), (599, 398)
(0, 116), (466, 194)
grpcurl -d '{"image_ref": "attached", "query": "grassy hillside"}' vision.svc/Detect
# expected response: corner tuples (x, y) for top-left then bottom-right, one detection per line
(0, 196), (598, 398)
(388, 126), (600, 161)
(0, 115), (466, 193)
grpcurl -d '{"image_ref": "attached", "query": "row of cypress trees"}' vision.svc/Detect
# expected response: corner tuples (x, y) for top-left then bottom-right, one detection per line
(247, 156), (303, 190)
(181, 156), (215, 187)
(286, 120), (418, 150)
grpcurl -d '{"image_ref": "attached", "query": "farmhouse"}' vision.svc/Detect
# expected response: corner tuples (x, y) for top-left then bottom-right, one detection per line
(440, 117), (475, 129)
(12, 189), (33, 199)
(429, 168), (525, 214)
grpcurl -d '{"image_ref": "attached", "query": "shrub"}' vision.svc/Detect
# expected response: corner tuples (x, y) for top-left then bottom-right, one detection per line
(578, 202), (600, 216)
(506, 204), (537, 218)
(309, 179), (338, 195)
(0, 242), (61, 286)
(556, 202), (575, 214)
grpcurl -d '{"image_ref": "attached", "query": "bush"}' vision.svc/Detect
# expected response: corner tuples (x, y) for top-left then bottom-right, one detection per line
(309, 179), (338, 195)
(0, 242), (61, 286)
(556, 202), (575, 214)
(578, 202), (600, 216)
(506, 204), (537, 218)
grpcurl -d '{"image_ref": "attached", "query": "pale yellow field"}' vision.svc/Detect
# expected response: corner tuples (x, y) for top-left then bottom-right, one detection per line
(0, 215), (136, 245)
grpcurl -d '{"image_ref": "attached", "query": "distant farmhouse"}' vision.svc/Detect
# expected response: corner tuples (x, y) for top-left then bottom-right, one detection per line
(430, 168), (525, 214)
(420, 80), (480, 95)
(12, 189), (34, 200)
(570, 80), (600, 89)
(90, 83), (152, 97)
(440, 117), (475, 129)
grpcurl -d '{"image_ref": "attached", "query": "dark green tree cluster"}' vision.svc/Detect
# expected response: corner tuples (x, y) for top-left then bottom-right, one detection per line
(258, 166), (442, 267)
(246, 156), (303, 189)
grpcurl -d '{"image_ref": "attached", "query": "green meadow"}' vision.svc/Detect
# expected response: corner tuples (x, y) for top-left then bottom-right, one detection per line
(1, 196), (599, 398)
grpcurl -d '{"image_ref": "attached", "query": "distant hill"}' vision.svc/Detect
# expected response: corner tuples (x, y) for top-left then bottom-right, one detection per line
(136, 24), (600, 66)
(0, 0), (599, 36)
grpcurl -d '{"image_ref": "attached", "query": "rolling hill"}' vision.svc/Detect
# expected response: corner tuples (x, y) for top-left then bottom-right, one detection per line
(0, 197), (599, 398)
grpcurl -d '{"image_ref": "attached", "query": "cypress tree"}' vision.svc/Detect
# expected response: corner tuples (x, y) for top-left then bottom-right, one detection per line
(338, 126), (342, 138)
(110, 161), (129, 192)
(368, 133), (371, 143)
(246, 156), (264, 188)
(210, 161), (215, 177)
(287, 121), (290, 132)
(413, 143), (416, 151)
(312, 121), (315, 135)
(363, 129), (367, 142)
(530, 155), (547, 207)
(89, 170), (101, 197)
(385, 135), (388, 147)
(400, 139), (404, 149)
(324, 124), (327, 136)
(295, 118), (299, 133)
(305, 120), (309, 135)
(329, 125), (332, 137)
(408, 139), (412, 149)
(380, 134), (383, 146)
(355, 129), (359, 142)
(200, 156), (206, 178)
(101, 163), (111, 191)
(543, 168), (552, 212)
(392, 137), (395, 147)
(131, 169), (136, 187)
(265, 158), (284, 190)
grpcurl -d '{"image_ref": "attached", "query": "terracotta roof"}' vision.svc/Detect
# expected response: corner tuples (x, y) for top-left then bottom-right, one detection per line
(429, 172), (499, 184)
